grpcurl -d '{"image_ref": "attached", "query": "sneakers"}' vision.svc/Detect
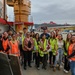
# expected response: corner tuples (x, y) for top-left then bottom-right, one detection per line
(50, 65), (53, 68)
(24, 67), (27, 70)
(37, 67), (40, 70)
(60, 65), (63, 68)
(28, 65), (32, 68)
(64, 69), (69, 73)
(53, 67), (56, 72)
(42, 66), (46, 70)
(58, 66), (61, 70)
(44, 67), (46, 70)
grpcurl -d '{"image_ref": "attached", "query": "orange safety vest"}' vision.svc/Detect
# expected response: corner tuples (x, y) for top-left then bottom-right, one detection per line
(2, 39), (9, 54)
(10, 40), (20, 56)
(68, 43), (75, 61)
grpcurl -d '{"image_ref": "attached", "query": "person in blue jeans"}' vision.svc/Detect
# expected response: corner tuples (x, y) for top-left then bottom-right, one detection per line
(68, 35), (75, 75)
(70, 61), (75, 75)
(54, 34), (65, 71)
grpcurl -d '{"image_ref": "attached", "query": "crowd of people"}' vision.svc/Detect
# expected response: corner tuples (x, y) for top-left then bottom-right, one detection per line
(0, 28), (75, 75)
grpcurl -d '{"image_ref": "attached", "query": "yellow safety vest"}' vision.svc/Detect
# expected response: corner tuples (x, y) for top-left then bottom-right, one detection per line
(64, 41), (70, 56)
(49, 38), (57, 55)
(34, 38), (40, 52)
(22, 34), (26, 48)
(39, 39), (48, 57)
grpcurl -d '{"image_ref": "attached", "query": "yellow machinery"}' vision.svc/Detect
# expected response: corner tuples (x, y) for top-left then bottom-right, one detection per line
(7, 0), (31, 32)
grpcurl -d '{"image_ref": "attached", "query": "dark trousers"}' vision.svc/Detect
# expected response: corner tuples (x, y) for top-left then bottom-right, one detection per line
(19, 45), (22, 52)
(23, 51), (32, 67)
(42, 54), (48, 68)
(19, 45), (24, 55)
(19, 45), (24, 65)
(33, 52), (36, 61)
(64, 55), (70, 71)
(49, 51), (56, 65)
(35, 52), (40, 67)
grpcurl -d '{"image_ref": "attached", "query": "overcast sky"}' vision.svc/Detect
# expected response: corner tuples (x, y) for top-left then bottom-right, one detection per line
(7, 0), (75, 24)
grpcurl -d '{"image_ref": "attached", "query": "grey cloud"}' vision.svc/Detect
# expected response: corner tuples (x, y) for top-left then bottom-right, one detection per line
(31, 0), (75, 24)
(6, 0), (75, 24)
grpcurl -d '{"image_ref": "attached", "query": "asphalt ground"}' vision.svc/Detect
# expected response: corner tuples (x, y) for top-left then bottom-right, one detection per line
(21, 62), (71, 75)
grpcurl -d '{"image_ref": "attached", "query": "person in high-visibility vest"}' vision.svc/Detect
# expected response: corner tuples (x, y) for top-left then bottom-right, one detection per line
(2, 32), (10, 54)
(48, 31), (57, 70)
(64, 33), (72, 73)
(39, 34), (49, 70)
(17, 31), (23, 65)
(67, 35), (75, 75)
(9, 34), (20, 57)
(34, 33), (40, 70)
(21, 28), (27, 65)
(18, 32), (23, 53)
(30, 31), (35, 62)
(22, 27), (27, 48)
